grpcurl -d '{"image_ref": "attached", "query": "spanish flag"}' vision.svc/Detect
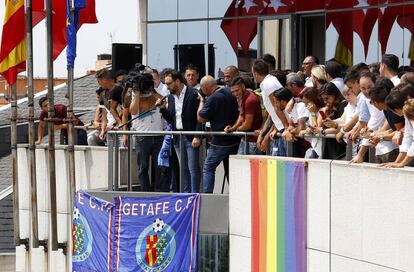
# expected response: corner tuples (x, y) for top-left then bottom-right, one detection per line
(0, 0), (26, 85)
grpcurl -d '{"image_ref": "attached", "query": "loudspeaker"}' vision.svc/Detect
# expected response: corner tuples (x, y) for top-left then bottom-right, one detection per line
(112, 43), (143, 73)
(174, 44), (215, 78)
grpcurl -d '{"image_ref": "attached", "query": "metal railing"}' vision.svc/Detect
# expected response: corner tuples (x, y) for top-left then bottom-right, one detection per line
(105, 130), (360, 193)
(106, 130), (255, 193)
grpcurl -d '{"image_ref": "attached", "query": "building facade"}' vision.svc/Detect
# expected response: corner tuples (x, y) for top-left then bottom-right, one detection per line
(144, 0), (414, 76)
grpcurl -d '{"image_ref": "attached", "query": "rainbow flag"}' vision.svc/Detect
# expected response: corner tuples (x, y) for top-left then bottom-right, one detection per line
(250, 159), (306, 272)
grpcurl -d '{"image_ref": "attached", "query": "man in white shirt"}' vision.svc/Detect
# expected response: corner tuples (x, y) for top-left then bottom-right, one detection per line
(380, 54), (401, 87)
(157, 69), (202, 193)
(273, 87), (309, 157)
(381, 91), (414, 167)
(326, 60), (345, 93)
(302, 55), (319, 87)
(252, 59), (289, 156)
(152, 69), (170, 96)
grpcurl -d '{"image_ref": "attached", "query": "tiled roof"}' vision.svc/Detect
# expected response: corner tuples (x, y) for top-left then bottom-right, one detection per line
(0, 73), (99, 127)
(0, 155), (12, 193)
(0, 194), (14, 253)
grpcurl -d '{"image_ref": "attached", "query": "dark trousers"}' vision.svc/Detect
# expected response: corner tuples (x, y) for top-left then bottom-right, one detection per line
(135, 136), (169, 192)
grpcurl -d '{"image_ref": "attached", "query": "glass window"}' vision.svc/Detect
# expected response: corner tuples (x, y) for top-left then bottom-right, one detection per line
(261, 18), (291, 70)
(147, 0), (177, 21)
(299, 15), (326, 68)
(177, 21), (208, 77)
(147, 23), (178, 71)
(178, 0), (208, 20)
(209, 0), (233, 18)
(208, 20), (238, 77)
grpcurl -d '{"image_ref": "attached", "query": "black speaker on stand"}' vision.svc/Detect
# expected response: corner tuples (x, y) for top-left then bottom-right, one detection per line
(112, 43), (143, 73)
(174, 44), (215, 78)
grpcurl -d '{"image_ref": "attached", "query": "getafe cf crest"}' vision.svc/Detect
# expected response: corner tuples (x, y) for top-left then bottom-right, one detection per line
(136, 218), (176, 271)
(72, 207), (93, 263)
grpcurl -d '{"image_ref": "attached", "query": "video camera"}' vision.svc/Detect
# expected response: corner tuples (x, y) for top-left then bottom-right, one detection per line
(120, 63), (154, 94)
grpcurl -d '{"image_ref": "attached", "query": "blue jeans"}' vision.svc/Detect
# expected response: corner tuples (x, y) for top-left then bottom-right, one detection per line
(237, 141), (262, 155)
(203, 143), (239, 193)
(135, 136), (169, 192)
(269, 138), (287, 156)
(174, 137), (201, 193)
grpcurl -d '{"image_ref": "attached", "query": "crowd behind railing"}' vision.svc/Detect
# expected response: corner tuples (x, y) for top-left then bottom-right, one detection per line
(36, 53), (414, 193)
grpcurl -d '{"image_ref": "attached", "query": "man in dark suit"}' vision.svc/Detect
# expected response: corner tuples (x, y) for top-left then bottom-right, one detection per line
(156, 69), (202, 193)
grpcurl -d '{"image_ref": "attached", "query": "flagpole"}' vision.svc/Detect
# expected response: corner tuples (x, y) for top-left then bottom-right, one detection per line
(46, 0), (58, 251)
(25, 0), (40, 249)
(67, 0), (76, 252)
(10, 83), (22, 247)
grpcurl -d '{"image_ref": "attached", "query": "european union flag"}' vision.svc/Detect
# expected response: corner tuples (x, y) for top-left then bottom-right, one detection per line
(67, 0), (86, 68)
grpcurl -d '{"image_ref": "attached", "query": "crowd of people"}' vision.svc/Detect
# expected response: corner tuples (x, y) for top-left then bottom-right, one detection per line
(37, 53), (414, 193)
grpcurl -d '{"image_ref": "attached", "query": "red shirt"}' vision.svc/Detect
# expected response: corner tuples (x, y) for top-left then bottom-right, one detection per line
(40, 104), (84, 139)
(240, 90), (262, 142)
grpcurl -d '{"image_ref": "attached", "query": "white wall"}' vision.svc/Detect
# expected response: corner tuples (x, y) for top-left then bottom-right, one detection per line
(15, 143), (229, 271)
(229, 156), (414, 272)
(16, 145), (110, 272)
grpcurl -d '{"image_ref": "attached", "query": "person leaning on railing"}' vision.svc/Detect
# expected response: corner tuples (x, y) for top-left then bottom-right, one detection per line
(197, 75), (240, 193)
(272, 87), (308, 158)
(225, 76), (263, 155)
(381, 98), (414, 168)
(297, 87), (325, 158)
(36, 97), (87, 145)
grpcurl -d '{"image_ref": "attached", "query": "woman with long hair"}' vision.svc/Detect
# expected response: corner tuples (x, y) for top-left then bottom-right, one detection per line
(298, 87), (325, 158)
(318, 82), (348, 159)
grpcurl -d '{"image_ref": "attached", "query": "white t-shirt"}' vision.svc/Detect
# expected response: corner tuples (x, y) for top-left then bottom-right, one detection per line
(400, 117), (414, 157)
(155, 82), (170, 97)
(344, 103), (358, 124)
(98, 105), (116, 127)
(288, 101), (309, 124)
(343, 103), (359, 156)
(305, 112), (322, 157)
(260, 74), (285, 130)
(391, 75), (401, 87)
(361, 101), (397, 155)
(305, 77), (314, 87)
(331, 77), (345, 94)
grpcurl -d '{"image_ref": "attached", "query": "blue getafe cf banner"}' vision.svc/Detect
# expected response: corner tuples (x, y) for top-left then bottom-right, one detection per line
(112, 194), (200, 272)
(72, 191), (114, 272)
(72, 192), (201, 272)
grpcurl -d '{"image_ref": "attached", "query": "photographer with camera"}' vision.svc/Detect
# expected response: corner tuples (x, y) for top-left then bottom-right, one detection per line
(129, 70), (169, 192)
(155, 69), (202, 193)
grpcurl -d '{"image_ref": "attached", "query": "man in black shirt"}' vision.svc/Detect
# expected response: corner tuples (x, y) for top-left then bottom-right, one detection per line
(96, 69), (123, 127)
(197, 75), (240, 193)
